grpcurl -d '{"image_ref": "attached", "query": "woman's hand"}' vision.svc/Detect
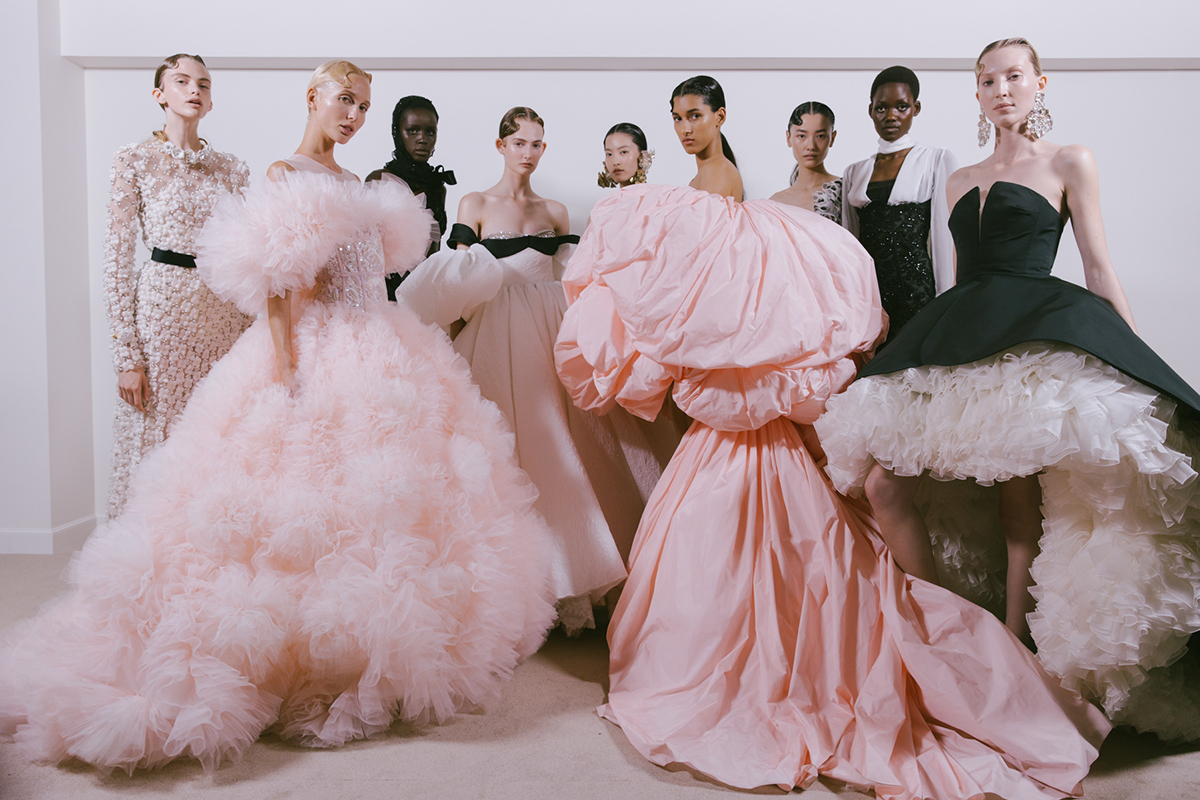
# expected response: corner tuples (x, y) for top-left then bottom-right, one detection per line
(117, 367), (149, 411)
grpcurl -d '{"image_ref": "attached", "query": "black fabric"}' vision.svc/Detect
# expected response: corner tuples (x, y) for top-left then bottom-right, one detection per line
(447, 223), (579, 259)
(447, 223), (479, 250)
(378, 160), (454, 237)
(857, 182), (935, 341)
(151, 248), (196, 269)
(859, 180), (1200, 416)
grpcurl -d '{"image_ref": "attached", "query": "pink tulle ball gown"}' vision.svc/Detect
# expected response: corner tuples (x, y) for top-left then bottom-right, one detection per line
(0, 156), (556, 774)
(555, 184), (1110, 799)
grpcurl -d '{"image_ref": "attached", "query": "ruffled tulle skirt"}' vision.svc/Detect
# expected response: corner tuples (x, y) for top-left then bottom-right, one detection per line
(0, 301), (557, 773)
(816, 342), (1200, 740)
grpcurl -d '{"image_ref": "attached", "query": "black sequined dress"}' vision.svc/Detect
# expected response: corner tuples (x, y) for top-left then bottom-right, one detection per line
(855, 179), (936, 341)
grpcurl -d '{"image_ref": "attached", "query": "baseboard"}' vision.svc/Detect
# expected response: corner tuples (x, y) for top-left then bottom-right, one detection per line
(0, 515), (97, 555)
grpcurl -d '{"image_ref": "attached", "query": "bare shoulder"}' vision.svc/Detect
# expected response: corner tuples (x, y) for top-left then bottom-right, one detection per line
(1050, 143), (1097, 182)
(545, 198), (571, 233)
(266, 160), (296, 182)
(946, 162), (983, 207)
(457, 191), (486, 218)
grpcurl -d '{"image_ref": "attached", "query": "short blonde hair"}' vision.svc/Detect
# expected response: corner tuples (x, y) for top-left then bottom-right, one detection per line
(975, 38), (1043, 81)
(307, 60), (372, 92)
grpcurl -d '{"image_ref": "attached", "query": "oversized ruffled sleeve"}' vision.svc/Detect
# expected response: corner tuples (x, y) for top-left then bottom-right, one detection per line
(395, 245), (505, 329)
(195, 171), (433, 315)
(555, 185), (886, 432)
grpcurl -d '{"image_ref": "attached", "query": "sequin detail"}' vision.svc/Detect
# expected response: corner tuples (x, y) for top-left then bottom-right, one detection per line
(857, 180), (935, 340)
(104, 137), (251, 517)
(484, 229), (557, 240)
(312, 231), (388, 310)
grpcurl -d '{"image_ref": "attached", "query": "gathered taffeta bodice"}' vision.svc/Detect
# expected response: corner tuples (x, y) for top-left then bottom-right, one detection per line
(312, 230), (388, 310)
(951, 181), (1066, 282)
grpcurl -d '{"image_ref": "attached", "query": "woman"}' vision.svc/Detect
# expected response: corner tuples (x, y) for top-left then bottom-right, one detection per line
(670, 75), (741, 199)
(104, 53), (251, 517)
(598, 122), (653, 187)
(366, 95), (456, 300)
(770, 101), (842, 223)
(0, 61), (555, 774)
(843, 66), (957, 341)
(555, 74), (1107, 798)
(816, 38), (1200, 742)
(398, 108), (675, 634)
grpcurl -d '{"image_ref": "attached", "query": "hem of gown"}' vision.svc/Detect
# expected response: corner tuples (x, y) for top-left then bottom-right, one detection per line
(816, 342), (1200, 740)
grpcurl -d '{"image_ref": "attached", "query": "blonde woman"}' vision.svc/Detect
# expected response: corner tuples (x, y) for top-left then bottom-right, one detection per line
(103, 53), (251, 517)
(0, 61), (555, 773)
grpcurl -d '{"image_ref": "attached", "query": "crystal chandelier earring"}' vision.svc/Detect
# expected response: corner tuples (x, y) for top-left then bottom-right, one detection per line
(977, 108), (991, 147)
(1025, 91), (1053, 140)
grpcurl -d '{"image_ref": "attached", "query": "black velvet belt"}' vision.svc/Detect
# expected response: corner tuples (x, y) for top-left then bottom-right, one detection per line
(152, 248), (197, 269)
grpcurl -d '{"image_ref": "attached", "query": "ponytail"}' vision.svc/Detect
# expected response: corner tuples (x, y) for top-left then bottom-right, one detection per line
(720, 132), (737, 168)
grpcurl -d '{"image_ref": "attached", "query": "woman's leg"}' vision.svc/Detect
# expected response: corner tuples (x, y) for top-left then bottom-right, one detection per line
(864, 464), (939, 584)
(996, 475), (1044, 645)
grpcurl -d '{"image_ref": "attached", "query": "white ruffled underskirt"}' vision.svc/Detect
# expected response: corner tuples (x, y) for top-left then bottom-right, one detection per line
(815, 343), (1200, 740)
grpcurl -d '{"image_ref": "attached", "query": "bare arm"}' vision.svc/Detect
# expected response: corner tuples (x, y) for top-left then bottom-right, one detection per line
(266, 160), (298, 384)
(549, 200), (571, 236)
(455, 193), (484, 250)
(1059, 145), (1137, 332)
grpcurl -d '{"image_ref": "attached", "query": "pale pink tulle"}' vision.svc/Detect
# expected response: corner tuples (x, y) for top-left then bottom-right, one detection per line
(197, 174), (434, 315)
(0, 185), (555, 773)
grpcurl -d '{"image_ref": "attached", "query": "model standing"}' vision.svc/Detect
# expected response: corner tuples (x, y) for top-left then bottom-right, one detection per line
(555, 75), (1108, 798)
(817, 38), (1200, 741)
(843, 66), (957, 341)
(770, 101), (842, 222)
(398, 108), (672, 633)
(366, 95), (456, 299)
(0, 61), (556, 773)
(104, 53), (251, 517)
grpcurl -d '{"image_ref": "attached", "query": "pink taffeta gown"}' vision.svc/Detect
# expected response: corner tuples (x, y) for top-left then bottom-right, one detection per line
(554, 184), (1111, 800)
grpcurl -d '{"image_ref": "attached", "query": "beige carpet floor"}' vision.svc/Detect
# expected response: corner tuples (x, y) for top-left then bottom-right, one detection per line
(1, 552), (1197, 800)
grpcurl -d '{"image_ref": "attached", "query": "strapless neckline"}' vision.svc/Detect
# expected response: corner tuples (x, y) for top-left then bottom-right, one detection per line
(956, 181), (1065, 230)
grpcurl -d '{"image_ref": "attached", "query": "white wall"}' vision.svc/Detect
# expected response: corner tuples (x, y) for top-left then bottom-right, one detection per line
(9, 0), (1200, 551)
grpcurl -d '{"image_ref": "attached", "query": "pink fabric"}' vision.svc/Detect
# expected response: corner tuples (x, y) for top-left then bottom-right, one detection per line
(555, 185), (1110, 798)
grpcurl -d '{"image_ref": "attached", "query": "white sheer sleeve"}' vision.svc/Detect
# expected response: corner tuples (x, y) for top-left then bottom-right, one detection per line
(102, 145), (144, 373)
(929, 147), (959, 294)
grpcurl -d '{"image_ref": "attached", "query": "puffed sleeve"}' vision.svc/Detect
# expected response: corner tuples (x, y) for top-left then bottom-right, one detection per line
(102, 145), (144, 374)
(930, 147), (959, 294)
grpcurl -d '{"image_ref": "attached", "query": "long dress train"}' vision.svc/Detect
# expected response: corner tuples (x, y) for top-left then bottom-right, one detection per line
(556, 184), (1109, 799)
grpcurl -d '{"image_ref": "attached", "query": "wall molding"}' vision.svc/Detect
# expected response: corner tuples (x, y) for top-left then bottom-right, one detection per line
(0, 515), (95, 555)
(65, 56), (1200, 72)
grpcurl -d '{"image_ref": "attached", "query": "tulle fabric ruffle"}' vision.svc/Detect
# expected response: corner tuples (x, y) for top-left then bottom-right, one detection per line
(0, 302), (557, 773)
(816, 343), (1200, 739)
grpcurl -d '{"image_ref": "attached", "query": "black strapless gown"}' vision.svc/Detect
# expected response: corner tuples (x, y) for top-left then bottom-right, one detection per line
(817, 181), (1200, 741)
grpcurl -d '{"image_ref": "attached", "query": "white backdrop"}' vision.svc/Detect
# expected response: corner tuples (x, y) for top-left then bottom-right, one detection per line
(6, 0), (1200, 550)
